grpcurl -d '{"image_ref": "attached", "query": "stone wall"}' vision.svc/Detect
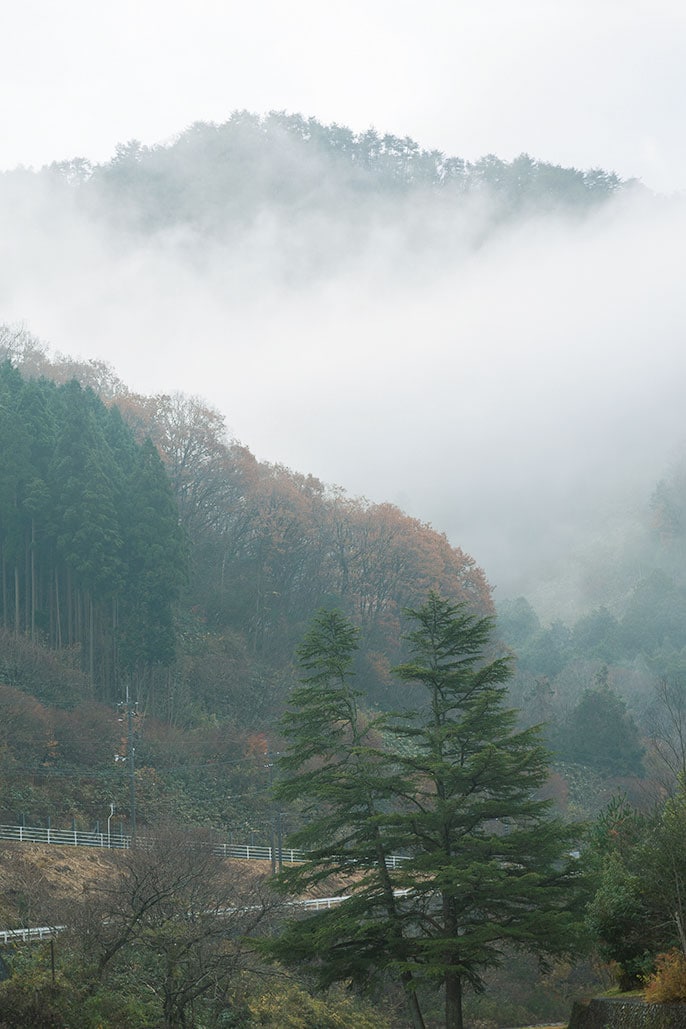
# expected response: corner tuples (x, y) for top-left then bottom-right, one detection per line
(568, 998), (686, 1029)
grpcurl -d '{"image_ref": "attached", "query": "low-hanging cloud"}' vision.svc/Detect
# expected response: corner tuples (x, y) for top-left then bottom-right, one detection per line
(2, 167), (684, 616)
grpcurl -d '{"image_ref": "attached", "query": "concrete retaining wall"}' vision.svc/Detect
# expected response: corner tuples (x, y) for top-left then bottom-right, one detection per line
(568, 998), (686, 1029)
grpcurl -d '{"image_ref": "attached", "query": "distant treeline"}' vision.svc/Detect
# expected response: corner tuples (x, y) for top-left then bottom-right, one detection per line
(3, 111), (631, 240)
(496, 454), (686, 783)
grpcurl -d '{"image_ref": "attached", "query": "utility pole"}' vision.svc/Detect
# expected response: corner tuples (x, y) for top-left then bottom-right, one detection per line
(266, 745), (283, 874)
(118, 686), (138, 839)
(266, 746), (276, 875)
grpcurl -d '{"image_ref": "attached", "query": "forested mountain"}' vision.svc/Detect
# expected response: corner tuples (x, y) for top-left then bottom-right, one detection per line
(2, 111), (629, 262)
(0, 93), (676, 836)
(4, 310), (686, 826)
(78, 112), (625, 224)
(0, 328), (494, 832)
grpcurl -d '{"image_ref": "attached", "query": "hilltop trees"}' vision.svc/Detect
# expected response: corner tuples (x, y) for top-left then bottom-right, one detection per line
(41, 110), (626, 240)
(269, 595), (586, 1029)
(114, 385), (492, 703)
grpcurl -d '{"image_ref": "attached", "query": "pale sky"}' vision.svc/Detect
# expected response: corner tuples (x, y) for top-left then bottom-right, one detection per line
(3, 1), (686, 613)
(3, 0), (686, 193)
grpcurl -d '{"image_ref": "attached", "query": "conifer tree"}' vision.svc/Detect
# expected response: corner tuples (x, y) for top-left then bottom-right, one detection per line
(390, 593), (585, 1028)
(270, 609), (427, 1029)
(118, 437), (186, 673)
(270, 596), (586, 1029)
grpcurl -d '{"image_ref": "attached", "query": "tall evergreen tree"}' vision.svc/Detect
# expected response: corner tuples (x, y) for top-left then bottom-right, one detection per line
(390, 594), (586, 1028)
(118, 437), (186, 675)
(269, 609), (426, 1028)
(553, 677), (644, 776)
(269, 596), (586, 1029)
(0, 363), (33, 630)
(52, 381), (124, 602)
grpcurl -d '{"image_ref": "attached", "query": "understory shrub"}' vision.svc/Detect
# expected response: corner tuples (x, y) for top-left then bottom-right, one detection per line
(643, 948), (686, 1002)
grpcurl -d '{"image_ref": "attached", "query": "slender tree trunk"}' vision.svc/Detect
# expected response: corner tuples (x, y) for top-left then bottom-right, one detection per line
(253, 558), (262, 656)
(377, 855), (426, 1028)
(675, 909), (686, 959)
(30, 519), (36, 641)
(76, 590), (83, 662)
(24, 531), (29, 631)
(14, 564), (20, 632)
(112, 595), (118, 700)
(365, 792), (426, 1028)
(54, 567), (62, 649)
(445, 972), (463, 1029)
(442, 887), (463, 1029)
(66, 568), (73, 646)
(400, 970), (427, 1029)
(1, 542), (6, 628)
(88, 593), (94, 684)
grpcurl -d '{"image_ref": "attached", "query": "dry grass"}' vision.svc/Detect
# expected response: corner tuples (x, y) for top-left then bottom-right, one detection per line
(0, 839), (271, 928)
(0, 841), (123, 926)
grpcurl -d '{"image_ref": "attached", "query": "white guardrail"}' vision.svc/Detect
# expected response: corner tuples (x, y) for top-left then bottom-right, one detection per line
(0, 925), (65, 945)
(0, 824), (130, 850)
(0, 823), (303, 862)
(0, 892), (415, 945)
(0, 903), (348, 945)
(0, 824), (408, 868)
(0, 900), (352, 945)
(0, 827), (411, 946)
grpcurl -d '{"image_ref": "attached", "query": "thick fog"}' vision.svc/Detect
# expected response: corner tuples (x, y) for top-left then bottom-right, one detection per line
(1, 160), (684, 614)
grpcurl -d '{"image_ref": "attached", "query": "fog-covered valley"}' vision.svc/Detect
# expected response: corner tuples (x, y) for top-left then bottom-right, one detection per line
(4, 107), (686, 1029)
(5, 2), (686, 1022)
(3, 114), (684, 618)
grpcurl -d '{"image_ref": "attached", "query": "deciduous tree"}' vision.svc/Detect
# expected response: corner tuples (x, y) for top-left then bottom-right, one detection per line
(71, 825), (276, 1028)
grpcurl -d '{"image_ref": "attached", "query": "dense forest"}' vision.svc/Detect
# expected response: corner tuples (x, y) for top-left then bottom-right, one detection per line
(1, 302), (672, 826)
(0, 362), (184, 696)
(0, 323), (492, 836)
